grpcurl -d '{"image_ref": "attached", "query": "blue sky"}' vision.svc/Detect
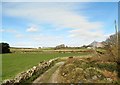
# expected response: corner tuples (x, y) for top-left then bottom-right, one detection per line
(1, 2), (118, 48)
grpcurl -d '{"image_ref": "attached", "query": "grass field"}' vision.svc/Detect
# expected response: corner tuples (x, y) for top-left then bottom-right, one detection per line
(2, 52), (90, 80)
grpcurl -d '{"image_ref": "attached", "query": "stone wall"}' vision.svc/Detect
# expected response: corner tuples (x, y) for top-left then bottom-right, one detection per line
(2, 58), (58, 85)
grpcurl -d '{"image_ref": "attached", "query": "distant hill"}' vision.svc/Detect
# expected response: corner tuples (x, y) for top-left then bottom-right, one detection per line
(89, 41), (104, 48)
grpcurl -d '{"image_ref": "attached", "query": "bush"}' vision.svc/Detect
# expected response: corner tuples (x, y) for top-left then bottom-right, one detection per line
(0, 42), (10, 53)
(102, 33), (119, 62)
(102, 32), (120, 78)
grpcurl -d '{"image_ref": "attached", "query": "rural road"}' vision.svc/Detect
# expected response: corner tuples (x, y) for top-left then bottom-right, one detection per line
(32, 61), (64, 83)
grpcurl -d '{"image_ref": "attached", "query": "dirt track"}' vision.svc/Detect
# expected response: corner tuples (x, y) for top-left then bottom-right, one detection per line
(32, 62), (64, 83)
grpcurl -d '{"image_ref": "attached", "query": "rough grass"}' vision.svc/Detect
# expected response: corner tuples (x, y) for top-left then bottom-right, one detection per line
(2, 52), (89, 80)
(59, 57), (118, 83)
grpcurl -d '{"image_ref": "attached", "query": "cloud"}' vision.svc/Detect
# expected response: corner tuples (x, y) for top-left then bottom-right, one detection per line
(1, 29), (17, 33)
(1, 28), (25, 39)
(26, 26), (38, 32)
(4, 3), (103, 30)
(11, 41), (35, 48)
(15, 34), (24, 38)
(3, 3), (111, 47)
(29, 35), (64, 46)
(69, 28), (110, 43)
(69, 26), (105, 38)
(0, 29), (5, 32)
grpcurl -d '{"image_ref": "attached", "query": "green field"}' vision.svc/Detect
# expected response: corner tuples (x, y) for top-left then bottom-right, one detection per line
(2, 52), (90, 80)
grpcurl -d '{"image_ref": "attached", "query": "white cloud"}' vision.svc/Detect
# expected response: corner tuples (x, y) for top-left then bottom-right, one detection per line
(3, 3), (111, 47)
(11, 41), (36, 48)
(0, 29), (5, 32)
(10, 34), (65, 47)
(29, 35), (64, 46)
(1, 28), (25, 39)
(4, 3), (103, 31)
(69, 27), (105, 39)
(15, 34), (24, 38)
(69, 29), (110, 44)
(0, 29), (17, 33)
(26, 26), (38, 32)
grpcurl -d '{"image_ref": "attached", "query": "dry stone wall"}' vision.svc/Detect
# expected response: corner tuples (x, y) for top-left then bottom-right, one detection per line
(2, 58), (58, 85)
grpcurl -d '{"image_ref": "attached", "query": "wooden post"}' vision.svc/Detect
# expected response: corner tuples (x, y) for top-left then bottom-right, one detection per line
(115, 20), (118, 62)
(115, 20), (118, 45)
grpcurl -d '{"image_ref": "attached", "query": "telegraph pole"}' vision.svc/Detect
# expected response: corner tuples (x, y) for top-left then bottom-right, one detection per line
(115, 20), (118, 48)
(115, 20), (118, 63)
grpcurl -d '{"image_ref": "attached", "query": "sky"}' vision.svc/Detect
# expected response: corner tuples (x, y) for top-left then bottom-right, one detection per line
(1, 2), (118, 48)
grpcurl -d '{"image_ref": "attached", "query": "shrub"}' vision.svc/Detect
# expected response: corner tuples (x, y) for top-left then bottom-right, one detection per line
(102, 32), (120, 62)
(0, 42), (10, 53)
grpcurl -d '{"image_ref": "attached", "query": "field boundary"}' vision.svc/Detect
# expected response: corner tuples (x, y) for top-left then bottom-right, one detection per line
(1, 58), (58, 85)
